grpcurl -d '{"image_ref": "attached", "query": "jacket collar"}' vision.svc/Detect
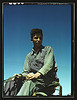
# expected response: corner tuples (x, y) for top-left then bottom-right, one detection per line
(31, 45), (44, 55)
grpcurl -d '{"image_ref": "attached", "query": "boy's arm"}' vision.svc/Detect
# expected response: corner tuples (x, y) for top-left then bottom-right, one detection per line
(38, 46), (54, 76)
(22, 54), (31, 77)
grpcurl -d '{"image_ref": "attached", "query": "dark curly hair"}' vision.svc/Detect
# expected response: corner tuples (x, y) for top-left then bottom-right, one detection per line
(30, 28), (43, 41)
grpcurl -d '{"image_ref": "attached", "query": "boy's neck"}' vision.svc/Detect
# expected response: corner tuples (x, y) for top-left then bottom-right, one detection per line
(34, 45), (42, 52)
(34, 46), (39, 52)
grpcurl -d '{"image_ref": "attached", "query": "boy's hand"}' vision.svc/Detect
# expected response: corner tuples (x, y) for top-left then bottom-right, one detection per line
(12, 74), (22, 81)
(26, 72), (41, 80)
(34, 72), (41, 79)
(26, 73), (35, 80)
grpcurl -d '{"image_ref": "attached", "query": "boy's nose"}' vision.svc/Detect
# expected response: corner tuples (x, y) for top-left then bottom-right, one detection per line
(38, 38), (40, 41)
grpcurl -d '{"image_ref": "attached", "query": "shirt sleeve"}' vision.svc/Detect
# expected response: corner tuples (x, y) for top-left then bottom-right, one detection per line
(22, 54), (31, 77)
(38, 46), (54, 75)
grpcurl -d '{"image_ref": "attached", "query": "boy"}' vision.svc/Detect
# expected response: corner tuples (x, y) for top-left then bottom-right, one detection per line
(4, 28), (59, 96)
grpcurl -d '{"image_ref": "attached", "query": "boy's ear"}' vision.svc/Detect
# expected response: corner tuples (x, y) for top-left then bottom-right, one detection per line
(31, 39), (33, 42)
(31, 41), (33, 42)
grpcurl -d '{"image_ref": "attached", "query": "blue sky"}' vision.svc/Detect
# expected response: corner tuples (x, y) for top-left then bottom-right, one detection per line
(3, 3), (71, 96)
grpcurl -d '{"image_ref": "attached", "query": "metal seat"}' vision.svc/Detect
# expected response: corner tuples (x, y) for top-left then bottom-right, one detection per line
(32, 82), (62, 97)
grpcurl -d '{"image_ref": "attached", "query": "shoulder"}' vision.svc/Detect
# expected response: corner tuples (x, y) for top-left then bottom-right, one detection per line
(44, 46), (54, 55)
(26, 52), (32, 58)
(24, 52), (32, 60)
(45, 46), (53, 51)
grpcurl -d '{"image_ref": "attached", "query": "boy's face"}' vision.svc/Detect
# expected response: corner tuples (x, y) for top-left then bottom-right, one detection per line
(32, 33), (42, 48)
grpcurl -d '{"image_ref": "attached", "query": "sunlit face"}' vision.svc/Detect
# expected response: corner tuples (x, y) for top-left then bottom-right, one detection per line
(32, 33), (42, 48)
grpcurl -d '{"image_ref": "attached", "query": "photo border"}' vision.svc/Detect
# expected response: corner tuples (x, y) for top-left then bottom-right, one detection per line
(1, 1), (75, 98)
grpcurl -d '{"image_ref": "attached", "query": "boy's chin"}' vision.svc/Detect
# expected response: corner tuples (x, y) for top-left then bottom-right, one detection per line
(35, 44), (42, 47)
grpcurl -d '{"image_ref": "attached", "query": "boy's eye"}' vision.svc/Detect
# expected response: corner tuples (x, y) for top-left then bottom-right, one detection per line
(39, 37), (42, 40)
(35, 37), (38, 39)
(34, 37), (42, 40)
